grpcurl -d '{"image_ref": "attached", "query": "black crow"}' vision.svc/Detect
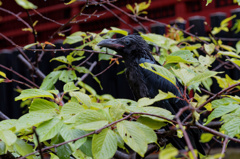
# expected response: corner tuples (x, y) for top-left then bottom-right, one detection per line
(98, 34), (205, 155)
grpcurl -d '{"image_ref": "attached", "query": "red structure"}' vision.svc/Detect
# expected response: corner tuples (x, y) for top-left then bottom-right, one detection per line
(0, 0), (239, 49)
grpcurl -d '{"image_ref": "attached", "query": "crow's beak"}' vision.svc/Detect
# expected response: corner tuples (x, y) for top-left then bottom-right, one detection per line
(97, 39), (124, 50)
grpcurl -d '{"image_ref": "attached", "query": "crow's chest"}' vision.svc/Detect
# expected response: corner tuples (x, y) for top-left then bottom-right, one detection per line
(125, 67), (149, 99)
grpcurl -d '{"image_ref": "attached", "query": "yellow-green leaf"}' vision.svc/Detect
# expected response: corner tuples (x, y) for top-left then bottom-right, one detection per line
(159, 147), (178, 159)
(140, 62), (176, 85)
(15, 89), (54, 101)
(0, 71), (6, 78)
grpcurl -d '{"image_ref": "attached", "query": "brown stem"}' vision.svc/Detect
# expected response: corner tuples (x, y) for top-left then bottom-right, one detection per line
(94, 60), (116, 77)
(26, 48), (122, 58)
(32, 127), (44, 159)
(197, 82), (240, 111)
(196, 122), (240, 143)
(219, 137), (228, 159)
(0, 111), (10, 120)
(0, 64), (39, 88)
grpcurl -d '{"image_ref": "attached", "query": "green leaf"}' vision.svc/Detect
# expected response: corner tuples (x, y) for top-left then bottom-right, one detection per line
(0, 130), (17, 146)
(29, 98), (59, 113)
(0, 119), (17, 131)
(50, 153), (59, 159)
(218, 51), (240, 58)
(159, 147), (178, 159)
(50, 56), (69, 64)
(63, 82), (80, 93)
(221, 15), (236, 26)
(73, 110), (108, 131)
(98, 53), (113, 61)
(205, 104), (239, 125)
(117, 121), (153, 157)
(236, 41), (240, 54)
(61, 102), (84, 118)
(63, 31), (86, 44)
(16, 112), (54, 132)
(40, 71), (61, 90)
(36, 118), (64, 142)
(92, 129), (117, 159)
(0, 141), (6, 155)
(66, 54), (85, 64)
(109, 102), (125, 121)
(137, 116), (167, 130)
(72, 149), (92, 159)
(206, 0), (212, 6)
(221, 117), (240, 137)
(0, 78), (4, 83)
(229, 58), (240, 67)
(69, 91), (91, 108)
(77, 81), (97, 96)
(15, 89), (54, 101)
(14, 138), (36, 159)
(79, 138), (93, 157)
(15, 0), (37, 9)
(140, 62), (176, 85)
(141, 106), (174, 122)
(23, 42), (39, 50)
(199, 55), (215, 67)
(141, 33), (178, 51)
(187, 71), (218, 86)
(55, 135), (72, 159)
(181, 43), (202, 51)
(64, 0), (77, 5)
(166, 50), (198, 64)
(108, 27), (128, 36)
(200, 133), (214, 143)
(171, 68), (195, 86)
(137, 90), (176, 107)
(53, 64), (68, 71)
(211, 98), (237, 108)
(0, 71), (6, 78)
(60, 125), (87, 151)
(126, 4), (135, 13)
(133, 122), (157, 143)
(59, 70), (77, 83)
(204, 43), (215, 55)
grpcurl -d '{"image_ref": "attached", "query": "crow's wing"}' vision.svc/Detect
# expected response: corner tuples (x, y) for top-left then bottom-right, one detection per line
(138, 58), (205, 155)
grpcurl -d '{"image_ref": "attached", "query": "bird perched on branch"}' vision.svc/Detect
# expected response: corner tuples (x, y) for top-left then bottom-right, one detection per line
(98, 34), (205, 155)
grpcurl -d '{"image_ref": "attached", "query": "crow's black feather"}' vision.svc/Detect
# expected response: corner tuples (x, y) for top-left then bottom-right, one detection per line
(98, 34), (205, 155)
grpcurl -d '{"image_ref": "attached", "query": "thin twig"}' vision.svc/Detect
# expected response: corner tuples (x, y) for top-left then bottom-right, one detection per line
(0, 64), (39, 88)
(77, 52), (94, 67)
(0, 111), (10, 120)
(0, 7), (31, 28)
(107, 2), (150, 33)
(101, 4), (137, 32)
(8, 79), (33, 88)
(175, 106), (197, 159)
(26, 10), (39, 67)
(197, 82), (240, 111)
(26, 48), (122, 58)
(79, 61), (97, 82)
(32, 127), (44, 159)
(48, 0), (88, 41)
(94, 60), (116, 77)
(196, 122), (240, 143)
(219, 137), (228, 159)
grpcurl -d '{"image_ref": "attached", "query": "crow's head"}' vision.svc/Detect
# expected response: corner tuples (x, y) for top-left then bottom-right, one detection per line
(97, 35), (150, 59)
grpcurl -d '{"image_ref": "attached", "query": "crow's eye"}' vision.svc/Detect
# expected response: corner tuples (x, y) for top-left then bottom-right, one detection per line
(124, 40), (130, 45)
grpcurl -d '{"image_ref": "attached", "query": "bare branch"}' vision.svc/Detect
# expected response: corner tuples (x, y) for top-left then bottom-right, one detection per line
(219, 137), (228, 159)
(197, 82), (240, 111)
(0, 111), (10, 120)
